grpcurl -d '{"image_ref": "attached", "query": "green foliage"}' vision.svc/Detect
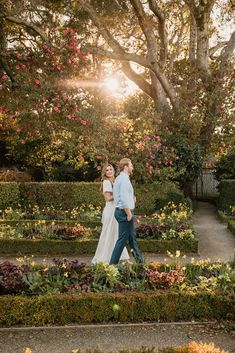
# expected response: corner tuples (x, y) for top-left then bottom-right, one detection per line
(0, 181), (187, 215)
(0, 237), (198, 255)
(0, 291), (233, 326)
(214, 150), (235, 182)
(228, 219), (235, 236)
(166, 134), (203, 185)
(217, 180), (235, 213)
(0, 182), (21, 209)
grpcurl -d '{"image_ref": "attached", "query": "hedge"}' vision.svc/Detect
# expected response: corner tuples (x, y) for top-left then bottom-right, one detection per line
(0, 291), (233, 326)
(0, 181), (186, 215)
(0, 182), (21, 209)
(217, 211), (235, 236)
(228, 219), (235, 235)
(0, 237), (198, 255)
(217, 180), (235, 213)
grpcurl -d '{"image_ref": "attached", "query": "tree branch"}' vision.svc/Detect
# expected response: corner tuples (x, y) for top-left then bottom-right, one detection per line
(217, 30), (235, 78)
(147, 0), (168, 65)
(129, 0), (158, 59)
(121, 62), (155, 99)
(81, 46), (151, 69)
(0, 55), (18, 88)
(3, 15), (48, 42)
(77, 0), (125, 53)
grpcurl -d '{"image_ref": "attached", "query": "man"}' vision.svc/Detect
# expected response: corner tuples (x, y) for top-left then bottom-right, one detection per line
(109, 158), (144, 265)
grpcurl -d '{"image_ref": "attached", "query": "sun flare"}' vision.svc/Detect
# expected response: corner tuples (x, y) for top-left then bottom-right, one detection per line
(103, 77), (119, 95)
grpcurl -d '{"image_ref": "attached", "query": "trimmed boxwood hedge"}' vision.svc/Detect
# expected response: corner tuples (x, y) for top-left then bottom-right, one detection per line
(228, 219), (235, 235)
(0, 291), (233, 326)
(0, 237), (198, 255)
(217, 211), (235, 236)
(0, 181), (186, 215)
(217, 179), (235, 213)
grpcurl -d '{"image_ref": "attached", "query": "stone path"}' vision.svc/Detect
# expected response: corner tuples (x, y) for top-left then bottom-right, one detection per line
(193, 202), (235, 262)
(0, 322), (234, 353)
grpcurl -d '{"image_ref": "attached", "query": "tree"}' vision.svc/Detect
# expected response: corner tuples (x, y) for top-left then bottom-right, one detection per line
(75, 0), (235, 151)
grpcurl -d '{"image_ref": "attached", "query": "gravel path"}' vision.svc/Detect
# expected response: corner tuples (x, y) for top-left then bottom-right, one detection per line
(0, 322), (234, 353)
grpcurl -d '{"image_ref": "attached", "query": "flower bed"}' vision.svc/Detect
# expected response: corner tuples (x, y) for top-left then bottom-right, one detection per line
(0, 259), (234, 326)
(136, 202), (195, 241)
(0, 202), (198, 254)
(1, 259), (234, 296)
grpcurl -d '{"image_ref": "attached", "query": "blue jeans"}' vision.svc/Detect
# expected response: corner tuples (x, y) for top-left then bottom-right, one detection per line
(109, 209), (144, 264)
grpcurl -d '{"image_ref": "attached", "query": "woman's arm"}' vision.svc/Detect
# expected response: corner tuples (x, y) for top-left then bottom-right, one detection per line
(103, 192), (114, 202)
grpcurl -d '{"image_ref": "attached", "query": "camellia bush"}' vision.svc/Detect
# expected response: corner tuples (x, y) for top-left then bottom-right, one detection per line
(0, 28), (99, 178)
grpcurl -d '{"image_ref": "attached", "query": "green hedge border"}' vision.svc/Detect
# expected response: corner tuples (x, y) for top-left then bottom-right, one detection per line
(0, 237), (198, 255)
(217, 211), (235, 236)
(228, 219), (235, 235)
(0, 181), (187, 215)
(0, 291), (233, 326)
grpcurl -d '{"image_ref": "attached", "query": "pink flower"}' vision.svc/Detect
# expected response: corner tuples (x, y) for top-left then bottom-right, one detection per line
(34, 79), (40, 85)
(21, 140), (26, 145)
(15, 65), (20, 70)
(22, 64), (26, 70)
(16, 128), (21, 133)
(1, 74), (7, 81)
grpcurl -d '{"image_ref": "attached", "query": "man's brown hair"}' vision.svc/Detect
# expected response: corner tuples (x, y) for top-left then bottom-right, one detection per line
(118, 158), (131, 171)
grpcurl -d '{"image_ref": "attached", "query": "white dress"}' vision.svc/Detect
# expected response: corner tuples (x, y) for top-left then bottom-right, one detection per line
(92, 180), (130, 264)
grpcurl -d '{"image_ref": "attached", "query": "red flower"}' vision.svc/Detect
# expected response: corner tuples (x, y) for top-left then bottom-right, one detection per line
(1, 75), (7, 81)
(34, 79), (40, 85)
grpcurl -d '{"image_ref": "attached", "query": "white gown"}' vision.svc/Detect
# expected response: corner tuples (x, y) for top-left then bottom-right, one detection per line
(92, 180), (129, 264)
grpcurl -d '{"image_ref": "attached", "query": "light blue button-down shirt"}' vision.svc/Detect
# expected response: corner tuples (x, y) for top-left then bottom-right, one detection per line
(113, 172), (135, 210)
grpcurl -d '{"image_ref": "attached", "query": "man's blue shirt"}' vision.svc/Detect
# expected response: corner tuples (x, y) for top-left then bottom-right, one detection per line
(113, 172), (135, 209)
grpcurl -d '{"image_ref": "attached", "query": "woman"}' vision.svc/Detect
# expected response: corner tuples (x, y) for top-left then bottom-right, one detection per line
(92, 163), (129, 264)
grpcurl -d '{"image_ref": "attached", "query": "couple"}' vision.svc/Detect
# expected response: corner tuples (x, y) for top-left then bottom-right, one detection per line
(92, 158), (144, 265)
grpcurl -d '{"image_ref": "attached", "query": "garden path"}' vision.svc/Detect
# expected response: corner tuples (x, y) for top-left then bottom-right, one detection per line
(0, 322), (234, 353)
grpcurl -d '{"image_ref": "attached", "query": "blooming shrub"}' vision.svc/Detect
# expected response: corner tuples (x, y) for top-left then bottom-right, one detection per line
(146, 269), (185, 289)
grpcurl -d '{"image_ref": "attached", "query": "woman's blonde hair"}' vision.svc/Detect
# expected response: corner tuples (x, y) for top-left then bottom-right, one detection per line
(101, 162), (115, 181)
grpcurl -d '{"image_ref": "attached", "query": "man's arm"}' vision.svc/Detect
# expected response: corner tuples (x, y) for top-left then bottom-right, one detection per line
(120, 178), (132, 221)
